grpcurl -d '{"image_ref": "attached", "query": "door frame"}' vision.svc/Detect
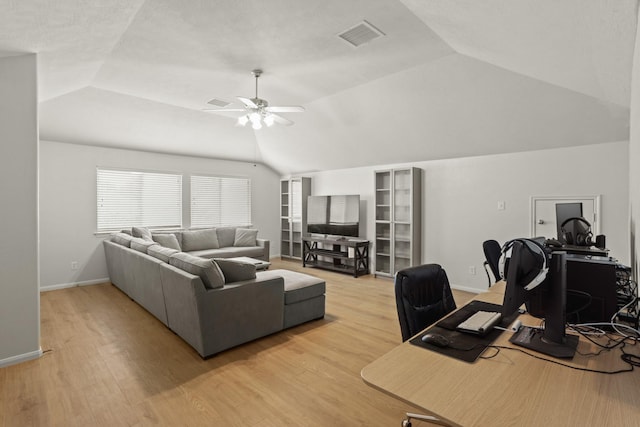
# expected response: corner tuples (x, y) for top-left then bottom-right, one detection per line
(530, 195), (601, 238)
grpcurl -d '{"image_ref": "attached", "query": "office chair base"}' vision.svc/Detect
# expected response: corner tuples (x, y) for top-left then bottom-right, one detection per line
(402, 412), (441, 427)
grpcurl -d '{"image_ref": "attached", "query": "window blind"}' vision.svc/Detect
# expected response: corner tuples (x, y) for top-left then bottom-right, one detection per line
(97, 169), (182, 231)
(191, 175), (252, 228)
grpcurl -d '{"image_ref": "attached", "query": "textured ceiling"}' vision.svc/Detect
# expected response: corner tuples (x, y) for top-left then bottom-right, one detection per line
(401, 0), (637, 107)
(1, 0), (637, 174)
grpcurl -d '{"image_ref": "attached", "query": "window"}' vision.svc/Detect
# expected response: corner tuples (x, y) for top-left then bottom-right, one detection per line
(191, 175), (251, 228)
(97, 168), (182, 231)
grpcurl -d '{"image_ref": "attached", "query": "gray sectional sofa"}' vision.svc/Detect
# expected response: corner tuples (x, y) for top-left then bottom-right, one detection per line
(103, 226), (325, 358)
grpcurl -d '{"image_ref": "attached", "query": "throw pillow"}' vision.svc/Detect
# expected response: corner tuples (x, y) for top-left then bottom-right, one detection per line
(111, 232), (133, 247)
(215, 227), (236, 248)
(169, 252), (225, 289)
(132, 226), (153, 241)
(214, 258), (257, 283)
(147, 244), (179, 263)
(130, 237), (155, 253)
(182, 229), (219, 251)
(234, 228), (258, 247)
(152, 233), (181, 251)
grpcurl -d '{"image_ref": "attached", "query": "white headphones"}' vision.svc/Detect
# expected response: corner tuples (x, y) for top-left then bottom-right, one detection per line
(498, 238), (549, 290)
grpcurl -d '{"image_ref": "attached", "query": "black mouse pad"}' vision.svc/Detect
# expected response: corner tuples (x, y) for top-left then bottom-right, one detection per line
(409, 301), (520, 363)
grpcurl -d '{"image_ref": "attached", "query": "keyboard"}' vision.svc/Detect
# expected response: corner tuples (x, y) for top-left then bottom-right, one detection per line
(457, 311), (502, 335)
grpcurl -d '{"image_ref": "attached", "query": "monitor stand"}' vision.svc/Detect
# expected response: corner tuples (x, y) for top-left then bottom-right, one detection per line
(510, 251), (578, 359)
(510, 326), (578, 358)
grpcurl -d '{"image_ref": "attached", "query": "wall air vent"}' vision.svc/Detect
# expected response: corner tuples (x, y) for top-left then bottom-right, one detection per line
(207, 98), (230, 108)
(338, 20), (385, 47)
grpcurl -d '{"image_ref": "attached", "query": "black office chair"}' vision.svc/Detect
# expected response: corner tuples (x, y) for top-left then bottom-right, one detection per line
(482, 239), (502, 287)
(394, 263), (457, 342)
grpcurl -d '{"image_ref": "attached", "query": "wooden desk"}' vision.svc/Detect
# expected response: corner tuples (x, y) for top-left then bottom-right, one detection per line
(361, 282), (640, 426)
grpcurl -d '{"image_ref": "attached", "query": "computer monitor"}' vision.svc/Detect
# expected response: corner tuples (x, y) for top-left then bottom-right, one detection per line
(501, 240), (579, 358)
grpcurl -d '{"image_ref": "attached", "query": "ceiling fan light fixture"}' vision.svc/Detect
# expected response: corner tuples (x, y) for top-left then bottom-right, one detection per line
(237, 115), (249, 126)
(252, 120), (262, 130)
(249, 112), (261, 124)
(264, 114), (275, 127)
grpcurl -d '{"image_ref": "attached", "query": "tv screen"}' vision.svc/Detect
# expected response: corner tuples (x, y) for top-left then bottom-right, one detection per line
(307, 195), (360, 237)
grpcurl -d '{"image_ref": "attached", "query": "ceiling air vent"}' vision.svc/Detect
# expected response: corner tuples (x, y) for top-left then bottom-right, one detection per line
(207, 98), (230, 108)
(338, 20), (385, 47)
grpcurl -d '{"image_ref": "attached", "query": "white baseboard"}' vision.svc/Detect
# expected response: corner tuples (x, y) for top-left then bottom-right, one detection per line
(0, 347), (42, 368)
(450, 284), (484, 294)
(40, 278), (110, 292)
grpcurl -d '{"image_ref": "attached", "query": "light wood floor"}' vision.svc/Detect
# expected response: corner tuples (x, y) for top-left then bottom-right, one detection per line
(1, 260), (474, 427)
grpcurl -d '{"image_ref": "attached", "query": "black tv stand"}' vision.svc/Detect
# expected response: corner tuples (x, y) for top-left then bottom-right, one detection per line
(302, 237), (370, 277)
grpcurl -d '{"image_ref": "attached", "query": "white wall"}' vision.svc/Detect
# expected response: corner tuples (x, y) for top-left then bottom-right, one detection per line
(630, 7), (640, 278)
(39, 140), (281, 290)
(305, 141), (629, 292)
(0, 54), (40, 366)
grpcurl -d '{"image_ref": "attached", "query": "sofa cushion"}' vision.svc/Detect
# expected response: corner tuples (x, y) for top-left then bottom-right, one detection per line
(257, 269), (325, 305)
(169, 252), (225, 289)
(152, 233), (181, 251)
(147, 244), (179, 263)
(182, 229), (219, 251)
(130, 237), (156, 253)
(234, 228), (258, 247)
(154, 230), (182, 248)
(187, 246), (264, 259)
(132, 226), (153, 241)
(112, 232), (134, 247)
(214, 258), (257, 283)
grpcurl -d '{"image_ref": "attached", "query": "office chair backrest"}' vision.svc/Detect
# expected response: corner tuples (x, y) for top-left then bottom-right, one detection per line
(483, 240), (502, 283)
(394, 264), (457, 342)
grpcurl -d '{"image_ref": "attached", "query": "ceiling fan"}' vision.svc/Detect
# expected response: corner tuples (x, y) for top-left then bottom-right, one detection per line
(203, 69), (305, 129)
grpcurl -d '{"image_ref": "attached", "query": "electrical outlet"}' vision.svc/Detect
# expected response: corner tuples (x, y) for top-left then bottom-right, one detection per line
(497, 201), (506, 210)
(469, 266), (476, 275)
(71, 261), (79, 270)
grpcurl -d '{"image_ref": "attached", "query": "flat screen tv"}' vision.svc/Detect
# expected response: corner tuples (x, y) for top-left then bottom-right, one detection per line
(307, 195), (360, 238)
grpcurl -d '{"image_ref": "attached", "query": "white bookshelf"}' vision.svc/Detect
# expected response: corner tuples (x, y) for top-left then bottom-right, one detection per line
(374, 168), (421, 277)
(280, 177), (311, 260)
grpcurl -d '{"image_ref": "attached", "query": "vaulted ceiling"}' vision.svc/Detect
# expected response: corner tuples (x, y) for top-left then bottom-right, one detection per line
(1, 0), (637, 174)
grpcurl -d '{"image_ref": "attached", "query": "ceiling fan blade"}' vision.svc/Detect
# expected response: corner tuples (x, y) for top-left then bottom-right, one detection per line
(202, 108), (247, 112)
(237, 97), (258, 108)
(271, 113), (294, 126)
(265, 106), (305, 113)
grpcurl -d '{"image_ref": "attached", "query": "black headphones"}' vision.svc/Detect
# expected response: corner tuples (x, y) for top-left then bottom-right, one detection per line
(560, 217), (593, 246)
(498, 238), (549, 291)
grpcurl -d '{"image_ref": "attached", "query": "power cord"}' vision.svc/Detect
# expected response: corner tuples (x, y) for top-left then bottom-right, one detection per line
(621, 352), (640, 367)
(482, 345), (635, 374)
